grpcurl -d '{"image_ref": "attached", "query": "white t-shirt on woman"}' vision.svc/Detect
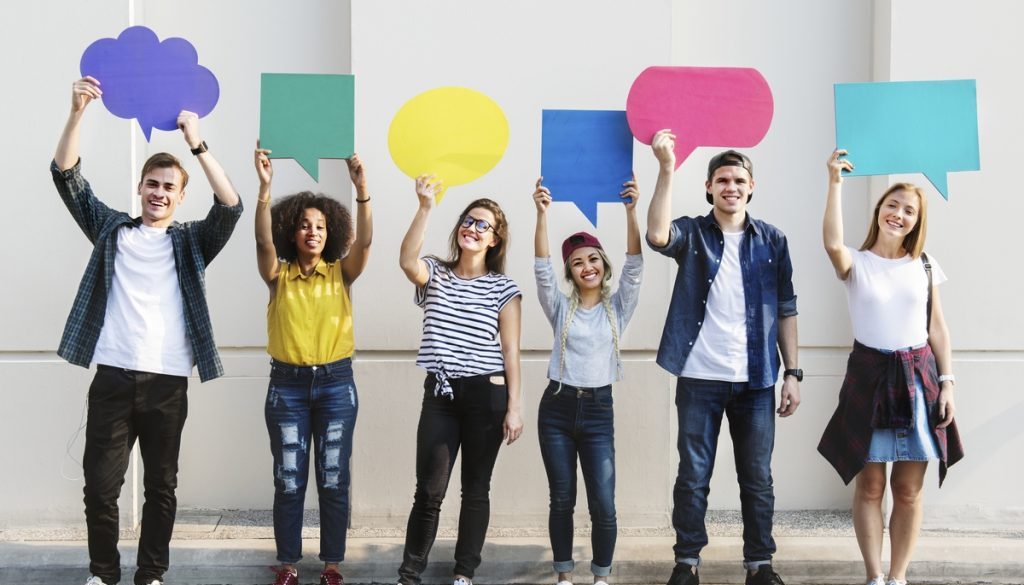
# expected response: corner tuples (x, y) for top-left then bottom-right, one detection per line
(844, 247), (947, 351)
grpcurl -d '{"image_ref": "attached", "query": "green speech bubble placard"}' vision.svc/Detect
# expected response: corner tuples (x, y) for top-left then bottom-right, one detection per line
(260, 73), (355, 181)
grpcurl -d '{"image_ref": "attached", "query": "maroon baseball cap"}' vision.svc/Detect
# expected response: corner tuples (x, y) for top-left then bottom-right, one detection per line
(561, 231), (604, 263)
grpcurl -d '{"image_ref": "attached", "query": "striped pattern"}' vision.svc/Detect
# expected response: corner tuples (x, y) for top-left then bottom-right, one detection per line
(415, 257), (521, 396)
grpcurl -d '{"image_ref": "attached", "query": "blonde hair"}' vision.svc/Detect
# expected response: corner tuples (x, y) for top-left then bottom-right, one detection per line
(860, 182), (929, 259)
(556, 248), (622, 388)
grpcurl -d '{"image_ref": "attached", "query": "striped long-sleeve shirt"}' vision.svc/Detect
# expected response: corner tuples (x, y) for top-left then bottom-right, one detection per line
(414, 257), (521, 398)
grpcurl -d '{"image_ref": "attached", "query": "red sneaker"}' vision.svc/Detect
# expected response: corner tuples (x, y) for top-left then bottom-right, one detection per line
(270, 566), (299, 585)
(321, 568), (344, 585)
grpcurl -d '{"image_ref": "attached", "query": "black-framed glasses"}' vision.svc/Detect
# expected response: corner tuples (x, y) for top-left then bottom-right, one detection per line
(460, 215), (494, 233)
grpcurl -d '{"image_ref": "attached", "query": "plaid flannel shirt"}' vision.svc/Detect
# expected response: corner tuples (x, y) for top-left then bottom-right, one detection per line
(51, 158), (243, 382)
(818, 341), (964, 487)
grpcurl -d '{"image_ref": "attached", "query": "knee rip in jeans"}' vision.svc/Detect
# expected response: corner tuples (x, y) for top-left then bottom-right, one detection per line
(320, 420), (345, 489)
(277, 423), (306, 494)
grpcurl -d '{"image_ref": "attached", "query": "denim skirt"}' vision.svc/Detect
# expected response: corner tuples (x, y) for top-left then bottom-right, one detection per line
(866, 371), (940, 462)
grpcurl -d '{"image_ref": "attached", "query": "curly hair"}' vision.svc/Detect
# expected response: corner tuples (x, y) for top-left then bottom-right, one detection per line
(270, 191), (353, 262)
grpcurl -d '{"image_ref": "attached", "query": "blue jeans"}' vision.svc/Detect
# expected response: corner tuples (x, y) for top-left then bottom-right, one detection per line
(537, 380), (616, 577)
(672, 377), (776, 570)
(265, 357), (358, 564)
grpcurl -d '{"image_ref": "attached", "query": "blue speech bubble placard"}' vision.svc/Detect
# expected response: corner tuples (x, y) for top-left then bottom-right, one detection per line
(835, 80), (979, 199)
(541, 110), (634, 226)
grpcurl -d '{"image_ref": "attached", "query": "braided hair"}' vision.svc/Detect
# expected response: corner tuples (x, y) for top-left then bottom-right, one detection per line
(557, 248), (622, 388)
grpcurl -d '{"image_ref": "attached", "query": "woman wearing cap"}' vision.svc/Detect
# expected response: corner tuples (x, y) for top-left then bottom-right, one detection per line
(818, 149), (964, 585)
(531, 176), (643, 585)
(397, 174), (524, 585)
(254, 144), (373, 585)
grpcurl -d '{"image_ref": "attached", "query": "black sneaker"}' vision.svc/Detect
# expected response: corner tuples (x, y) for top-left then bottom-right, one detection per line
(667, 563), (699, 585)
(745, 566), (785, 585)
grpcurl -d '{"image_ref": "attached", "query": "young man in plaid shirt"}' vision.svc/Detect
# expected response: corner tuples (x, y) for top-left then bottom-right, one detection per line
(52, 76), (243, 585)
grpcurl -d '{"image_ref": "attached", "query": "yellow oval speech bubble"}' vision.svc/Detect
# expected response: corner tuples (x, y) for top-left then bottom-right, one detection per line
(388, 87), (509, 203)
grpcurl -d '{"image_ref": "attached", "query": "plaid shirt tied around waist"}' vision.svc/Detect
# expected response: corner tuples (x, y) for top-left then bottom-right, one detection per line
(818, 341), (964, 486)
(51, 159), (243, 382)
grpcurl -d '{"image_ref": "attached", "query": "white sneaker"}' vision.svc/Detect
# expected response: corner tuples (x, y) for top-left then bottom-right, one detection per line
(557, 580), (574, 585)
(454, 578), (472, 585)
(594, 581), (609, 585)
(143, 580), (164, 585)
(85, 577), (109, 585)
(867, 576), (885, 585)
(886, 579), (907, 585)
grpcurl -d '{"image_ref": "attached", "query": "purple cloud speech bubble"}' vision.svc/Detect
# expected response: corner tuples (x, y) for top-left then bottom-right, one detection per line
(80, 26), (219, 141)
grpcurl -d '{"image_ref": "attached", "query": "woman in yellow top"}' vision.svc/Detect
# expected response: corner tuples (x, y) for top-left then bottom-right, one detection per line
(254, 143), (373, 585)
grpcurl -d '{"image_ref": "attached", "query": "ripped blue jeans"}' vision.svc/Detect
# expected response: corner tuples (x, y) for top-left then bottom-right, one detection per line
(265, 357), (358, 564)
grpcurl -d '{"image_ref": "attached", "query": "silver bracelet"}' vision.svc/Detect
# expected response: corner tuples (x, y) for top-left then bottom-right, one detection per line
(938, 374), (956, 384)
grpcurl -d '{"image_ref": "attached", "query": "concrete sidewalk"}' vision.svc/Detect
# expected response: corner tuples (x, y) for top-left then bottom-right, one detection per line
(2, 511), (1021, 585)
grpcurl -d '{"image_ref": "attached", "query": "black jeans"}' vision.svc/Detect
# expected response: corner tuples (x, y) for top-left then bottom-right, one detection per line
(398, 372), (508, 585)
(83, 365), (188, 585)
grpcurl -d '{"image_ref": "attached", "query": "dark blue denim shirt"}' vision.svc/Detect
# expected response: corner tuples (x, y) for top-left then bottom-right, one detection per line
(648, 211), (797, 388)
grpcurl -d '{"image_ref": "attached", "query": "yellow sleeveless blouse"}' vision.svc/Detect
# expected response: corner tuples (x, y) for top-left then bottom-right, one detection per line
(267, 259), (354, 365)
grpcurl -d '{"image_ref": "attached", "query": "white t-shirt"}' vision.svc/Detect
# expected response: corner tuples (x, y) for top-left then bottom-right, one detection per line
(682, 230), (748, 382)
(93, 224), (194, 376)
(844, 247), (947, 351)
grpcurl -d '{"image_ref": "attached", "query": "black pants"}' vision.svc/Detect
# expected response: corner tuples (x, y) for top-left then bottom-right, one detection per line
(398, 373), (508, 585)
(83, 365), (188, 585)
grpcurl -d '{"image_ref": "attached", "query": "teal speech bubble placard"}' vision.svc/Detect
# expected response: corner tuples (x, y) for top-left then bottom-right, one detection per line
(834, 80), (979, 200)
(260, 73), (355, 181)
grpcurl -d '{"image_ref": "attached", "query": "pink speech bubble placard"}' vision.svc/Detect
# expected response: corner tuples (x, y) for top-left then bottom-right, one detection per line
(626, 66), (774, 169)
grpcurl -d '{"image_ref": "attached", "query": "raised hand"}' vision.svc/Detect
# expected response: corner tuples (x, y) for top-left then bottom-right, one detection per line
(71, 76), (102, 113)
(652, 128), (676, 169)
(176, 110), (203, 150)
(415, 174), (442, 210)
(533, 177), (552, 214)
(347, 153), (368, 193)
(827, 149), (854, 184)
(621, 173), (640, 211)
(254, 140), (273, 187)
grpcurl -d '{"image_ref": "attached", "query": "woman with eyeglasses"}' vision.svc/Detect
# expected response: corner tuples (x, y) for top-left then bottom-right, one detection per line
(396, 174), (524, 585)
(531, 176), (642, 585)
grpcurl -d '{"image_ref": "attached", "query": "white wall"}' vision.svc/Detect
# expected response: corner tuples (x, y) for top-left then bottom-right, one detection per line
(882, 0), (1024, 526)
(1, 0), (1021, 530)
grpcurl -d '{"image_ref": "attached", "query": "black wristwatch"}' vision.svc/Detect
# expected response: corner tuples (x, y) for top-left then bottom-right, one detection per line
(784, 368), (804, 382)
(190, 141), (209, 156)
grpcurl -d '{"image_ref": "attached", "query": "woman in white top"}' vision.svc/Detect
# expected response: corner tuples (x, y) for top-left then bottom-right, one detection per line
(818, 149), (963, 585)
(396, 174), (524, 585)
(531, 177), (642, 585)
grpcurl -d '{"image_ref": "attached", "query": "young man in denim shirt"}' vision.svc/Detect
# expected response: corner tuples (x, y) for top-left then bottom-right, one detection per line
(645, 130), (801, 585)
(52, 77), (242, 585)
